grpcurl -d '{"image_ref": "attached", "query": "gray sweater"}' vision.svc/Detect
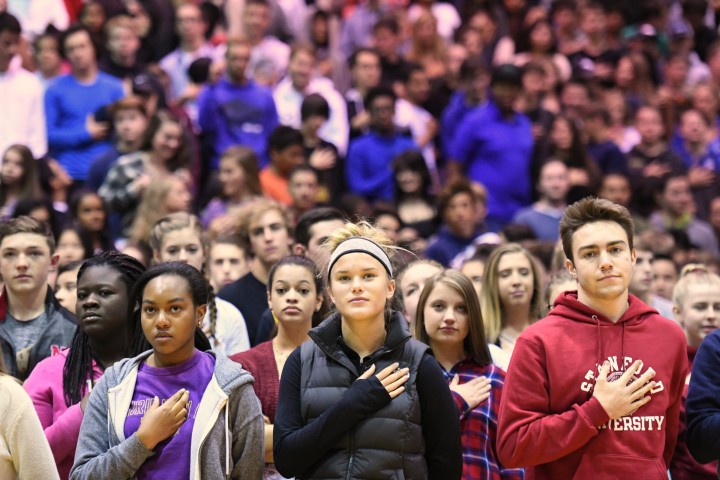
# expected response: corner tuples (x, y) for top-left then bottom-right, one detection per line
(70, 350), (264, 479)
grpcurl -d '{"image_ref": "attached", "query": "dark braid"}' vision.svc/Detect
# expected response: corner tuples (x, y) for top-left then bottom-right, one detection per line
(62, 251), (146, 406)
(207, 287), (219, 346)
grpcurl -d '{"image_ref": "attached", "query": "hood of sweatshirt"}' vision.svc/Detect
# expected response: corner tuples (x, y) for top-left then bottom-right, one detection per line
(549, 290), (663, 372)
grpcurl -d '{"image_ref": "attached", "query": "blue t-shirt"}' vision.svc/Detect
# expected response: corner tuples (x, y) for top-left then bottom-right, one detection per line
(345, 130), (418, 202)
(124, 349), (215, 480)
(44, 73), (124, 180)
(197, 77), (279, 168)
(450, 101), (533, 226)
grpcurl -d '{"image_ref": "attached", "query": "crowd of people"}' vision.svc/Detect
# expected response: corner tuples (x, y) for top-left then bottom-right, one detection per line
(4, 0), (720, 478)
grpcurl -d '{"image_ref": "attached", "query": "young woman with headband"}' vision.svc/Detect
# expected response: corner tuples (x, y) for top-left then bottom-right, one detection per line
(273, 222), (462, 479)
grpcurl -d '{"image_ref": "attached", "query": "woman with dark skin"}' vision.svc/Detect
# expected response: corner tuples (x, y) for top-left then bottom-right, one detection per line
(71, 263), (264, 479)
(24, 251), (146, 480)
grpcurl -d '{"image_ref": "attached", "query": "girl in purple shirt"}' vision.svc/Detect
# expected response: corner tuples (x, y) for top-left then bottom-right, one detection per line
(71, 262), (264, 479)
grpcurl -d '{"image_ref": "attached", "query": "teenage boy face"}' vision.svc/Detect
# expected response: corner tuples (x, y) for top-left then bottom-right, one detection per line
(305, 219), (344, 265)
(445, 192), (476, 237)
(0, 233), (58, 296)
(249, 209), (291, 266)
(115, 109), (148, 145)
(271, 145), (305, 176)
(567, 221), (636, 303)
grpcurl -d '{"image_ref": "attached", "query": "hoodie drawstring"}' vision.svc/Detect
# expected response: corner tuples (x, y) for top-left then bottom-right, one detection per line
(225, 403), (230, 479)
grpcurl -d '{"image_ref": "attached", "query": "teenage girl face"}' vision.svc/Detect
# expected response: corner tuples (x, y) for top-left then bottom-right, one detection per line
(163, 178), (192, 213)
(677, 284), (720, 349)
(1, 148), (24, 186)
(141, 274), (206, 365)
(328, 252), (395, 323)
(56, 229), (85, 267)
(219, 156), (247, 198)
(530, 22), (553, 51)
(55, 266), (80, 313)
(268, 264), (322, 325)
(396, 168), (423, 195)
(422, 282), (469, 349)
(34, 36), (62, 74)
(209, 243), (246, 289)
(155, 228), (205, 272)
(76, 193), (106, 232)
(461, 260), (484, 299)
(152, 121), (183, 162)
(497, 252), (534, 309)
(399, 262), (443, 324)
(76, 265), (129, 339)
(550, 117), (573, 150)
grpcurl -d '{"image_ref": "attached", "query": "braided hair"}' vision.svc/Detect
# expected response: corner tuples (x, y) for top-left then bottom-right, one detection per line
(149, 212), (220, 347)
(128, 262), (212, 355)
(62, 251), (146, 407)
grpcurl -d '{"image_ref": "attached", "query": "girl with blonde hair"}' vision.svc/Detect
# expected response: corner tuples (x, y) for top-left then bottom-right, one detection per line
(273, 221), (462, 479)
(480, 243), (543, 356)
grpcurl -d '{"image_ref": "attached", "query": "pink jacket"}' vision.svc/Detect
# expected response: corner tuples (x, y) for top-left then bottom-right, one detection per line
(23, 348), (102, 480)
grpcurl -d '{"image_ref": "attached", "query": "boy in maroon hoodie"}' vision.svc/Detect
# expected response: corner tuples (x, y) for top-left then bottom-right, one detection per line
(497, 197), (687, 479)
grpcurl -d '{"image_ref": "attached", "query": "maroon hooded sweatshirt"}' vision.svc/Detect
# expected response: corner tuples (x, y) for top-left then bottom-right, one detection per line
(498, 291), (687, 479)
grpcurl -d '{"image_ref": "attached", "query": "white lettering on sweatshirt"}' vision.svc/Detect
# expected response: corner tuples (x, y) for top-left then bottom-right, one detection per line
(598, 416), (665, 432)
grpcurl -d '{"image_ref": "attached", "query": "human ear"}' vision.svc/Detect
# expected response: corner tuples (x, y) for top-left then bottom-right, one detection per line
(386, 278), (396, 300)
(195, 304), (207, 325)
(565, 258), (575, 275)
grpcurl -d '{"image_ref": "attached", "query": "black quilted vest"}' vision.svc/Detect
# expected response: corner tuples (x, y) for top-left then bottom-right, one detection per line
(299, 312), (429, 480)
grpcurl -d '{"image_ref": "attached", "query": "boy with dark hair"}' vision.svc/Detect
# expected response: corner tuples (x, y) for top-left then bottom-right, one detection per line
(585, 104), (630, 175)
(345, 86), (418, 202)
(627, 105), (686, 215)
(425, 179), (486, 267)
(498, 197), (687, 479)
(346, 47), (381, 136)
(300, 93), (343, 203)
(288, 165), (320, 219)
(292, 207), (345, 265)
(440, 57), (489, 159)
(649, 173), (719, 257)
(0, 217), (76, 380)
(259, 125), (306, 206)
(86, 96), (149, 191)
(45, 23), (124, 183)
(0, 12), (47, 160)
(197, 36), (279, 168)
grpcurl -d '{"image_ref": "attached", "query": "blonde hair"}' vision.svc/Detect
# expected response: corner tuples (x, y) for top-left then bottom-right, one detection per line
(480, 243), (544, 343)
(323, 220), (401, 318)
(233, 198), (292, 254)
(672, 264), (720, 310)
(130, 175), (187, 244)
(323, 221), (398, 276)
(149, 212), (206, 253)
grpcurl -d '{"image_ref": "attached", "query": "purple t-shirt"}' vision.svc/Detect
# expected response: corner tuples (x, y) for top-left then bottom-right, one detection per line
(124, 349), (215, 480)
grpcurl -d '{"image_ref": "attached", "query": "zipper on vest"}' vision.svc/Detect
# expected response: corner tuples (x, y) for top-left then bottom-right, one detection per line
(346, 428), (355, 480)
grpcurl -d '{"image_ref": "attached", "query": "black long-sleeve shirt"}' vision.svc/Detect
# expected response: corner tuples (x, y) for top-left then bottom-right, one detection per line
(273, 345), (463, 479)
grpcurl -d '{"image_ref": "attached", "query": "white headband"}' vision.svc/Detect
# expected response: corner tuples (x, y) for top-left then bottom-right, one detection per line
(327, 237), (393, 277)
